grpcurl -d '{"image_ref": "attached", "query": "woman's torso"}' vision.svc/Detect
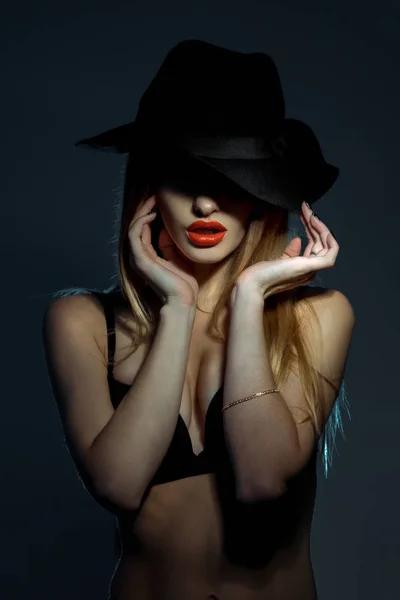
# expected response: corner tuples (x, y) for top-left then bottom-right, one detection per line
(92, 288), (319, 600)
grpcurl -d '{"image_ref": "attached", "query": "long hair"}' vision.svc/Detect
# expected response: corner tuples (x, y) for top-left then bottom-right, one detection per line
(50, 149), (351, 487)
(105, 148), (349, 466)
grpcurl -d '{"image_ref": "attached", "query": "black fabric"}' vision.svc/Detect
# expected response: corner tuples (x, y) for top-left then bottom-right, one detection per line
(75, 40), (339, 212)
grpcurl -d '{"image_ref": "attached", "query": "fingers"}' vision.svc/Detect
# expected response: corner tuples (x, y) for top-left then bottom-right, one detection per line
(130, 195), (157, 233)
(300, 212), (321, 257)
(302, 202), (320, 238)
(301, 202), (336, 258)
(128, 195), (158, 264)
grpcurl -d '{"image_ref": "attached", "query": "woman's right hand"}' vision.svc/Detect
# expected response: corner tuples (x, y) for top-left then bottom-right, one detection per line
(128, 195), (199, 308)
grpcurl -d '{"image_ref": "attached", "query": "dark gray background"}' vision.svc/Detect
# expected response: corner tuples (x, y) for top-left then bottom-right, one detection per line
(2, 1), (399, 598)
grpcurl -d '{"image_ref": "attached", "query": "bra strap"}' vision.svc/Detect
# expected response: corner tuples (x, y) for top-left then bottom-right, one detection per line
(91, 291), (116, 379)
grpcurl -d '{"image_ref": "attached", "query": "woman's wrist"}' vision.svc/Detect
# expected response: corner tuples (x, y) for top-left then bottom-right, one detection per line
(161, 297), (197, 321)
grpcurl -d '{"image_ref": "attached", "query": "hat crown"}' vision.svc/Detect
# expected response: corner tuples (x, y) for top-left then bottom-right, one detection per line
(74, 39), (339, 210)
(135, 40), (285, 137)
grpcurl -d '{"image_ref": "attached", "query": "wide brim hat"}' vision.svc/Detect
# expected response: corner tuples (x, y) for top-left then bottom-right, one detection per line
(75, 40), (339, 213)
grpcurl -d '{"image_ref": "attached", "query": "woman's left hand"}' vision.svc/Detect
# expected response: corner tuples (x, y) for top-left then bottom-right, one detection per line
(234, 201), (339, 299)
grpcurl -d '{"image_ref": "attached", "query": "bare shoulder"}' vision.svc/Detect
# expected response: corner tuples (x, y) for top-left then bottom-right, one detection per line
(44, 292), (107, 322)
(43, 293), (111, 359)
(296, 285), (355, 317)
(295, 286), (356, 365)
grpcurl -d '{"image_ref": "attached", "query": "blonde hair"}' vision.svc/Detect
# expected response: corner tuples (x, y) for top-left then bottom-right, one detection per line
(54, 150), (350, 478)
(104, 150), (350, 477)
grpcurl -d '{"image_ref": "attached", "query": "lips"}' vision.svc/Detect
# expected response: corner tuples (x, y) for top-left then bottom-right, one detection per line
(187, 220), (227, 232)
(186, 229), (227, 247)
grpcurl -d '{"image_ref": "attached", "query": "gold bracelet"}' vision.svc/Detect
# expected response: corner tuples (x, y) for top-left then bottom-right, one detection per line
(221, 388), (280, 413)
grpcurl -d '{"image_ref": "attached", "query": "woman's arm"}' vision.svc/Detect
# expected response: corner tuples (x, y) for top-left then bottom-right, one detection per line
(222, 285), (354, 501)
(43, 295), (195, 511)
(90, 301), (195, 508)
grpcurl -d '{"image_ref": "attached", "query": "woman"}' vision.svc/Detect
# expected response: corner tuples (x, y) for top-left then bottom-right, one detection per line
(42, 40), (355, 600)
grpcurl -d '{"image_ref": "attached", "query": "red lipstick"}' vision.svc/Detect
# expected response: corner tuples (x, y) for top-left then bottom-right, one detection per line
(186, 220), (227, 247)
(187, 220), (227, 232)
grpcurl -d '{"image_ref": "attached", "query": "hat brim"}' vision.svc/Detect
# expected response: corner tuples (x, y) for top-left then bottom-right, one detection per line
(75, 121), (138, 154)
(193, 154), (339, 212)
(75, 120), (339, 212)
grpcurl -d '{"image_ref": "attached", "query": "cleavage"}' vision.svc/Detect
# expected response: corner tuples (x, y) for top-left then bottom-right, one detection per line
(111, 306), (227, 455)
(179, 332), (226, 455)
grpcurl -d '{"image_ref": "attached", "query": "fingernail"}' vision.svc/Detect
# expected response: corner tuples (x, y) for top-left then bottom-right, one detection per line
(147, 210), (157, 215)
(311, 211), (320, 220)
(305, 202), (311, 209)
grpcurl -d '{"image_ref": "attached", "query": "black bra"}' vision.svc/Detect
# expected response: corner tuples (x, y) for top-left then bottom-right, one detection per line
(93, 292), (317, 510)
(92, 291), (231, 493)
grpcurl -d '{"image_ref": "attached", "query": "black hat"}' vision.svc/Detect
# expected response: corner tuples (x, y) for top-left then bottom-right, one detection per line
(75, 39), (338, 213)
